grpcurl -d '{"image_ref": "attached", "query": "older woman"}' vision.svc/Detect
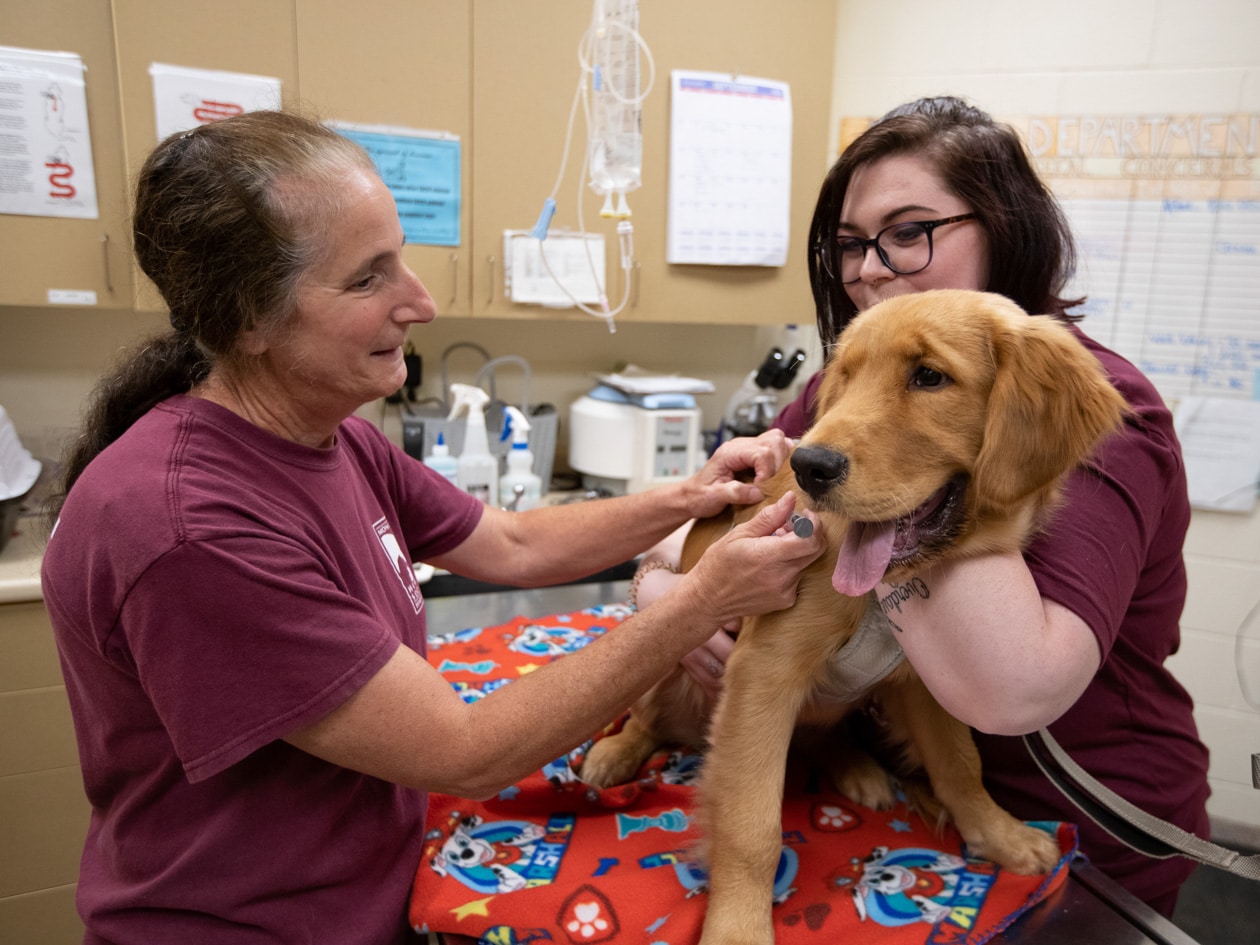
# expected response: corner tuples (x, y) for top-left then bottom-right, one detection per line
(41, 110), (823, 945)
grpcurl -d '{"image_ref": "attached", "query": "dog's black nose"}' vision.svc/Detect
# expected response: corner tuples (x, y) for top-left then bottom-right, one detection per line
(791, 446), (849, 499)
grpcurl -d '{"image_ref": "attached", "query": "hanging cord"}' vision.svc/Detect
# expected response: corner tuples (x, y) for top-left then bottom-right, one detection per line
(437, 342), (492, 413)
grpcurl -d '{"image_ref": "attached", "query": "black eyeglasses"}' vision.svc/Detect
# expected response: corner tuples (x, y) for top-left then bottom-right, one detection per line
(813, 213), (977, 285)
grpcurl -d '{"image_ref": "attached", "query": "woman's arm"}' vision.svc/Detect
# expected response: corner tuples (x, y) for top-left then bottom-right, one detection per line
(287, 492), (825, 798)
(430, 429), (793, 588)
(630, 522), (740, 699)
(875, 550), (1101, 735)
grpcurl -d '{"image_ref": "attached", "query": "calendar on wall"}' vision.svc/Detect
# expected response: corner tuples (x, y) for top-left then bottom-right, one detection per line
(839, 113), (1260, 403)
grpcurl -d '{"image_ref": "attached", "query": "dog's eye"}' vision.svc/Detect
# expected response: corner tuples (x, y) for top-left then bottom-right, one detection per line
(911, 366), (949, 389)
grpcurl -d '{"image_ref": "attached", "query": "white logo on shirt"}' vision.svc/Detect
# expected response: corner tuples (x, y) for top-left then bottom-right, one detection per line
(373, 517), (423, 615)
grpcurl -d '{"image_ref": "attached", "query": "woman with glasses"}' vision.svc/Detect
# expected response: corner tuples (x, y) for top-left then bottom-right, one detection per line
(637, 96), (1209, 916)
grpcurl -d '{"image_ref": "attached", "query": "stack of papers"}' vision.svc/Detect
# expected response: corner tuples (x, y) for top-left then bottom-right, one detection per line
(594, 366), (715, 396)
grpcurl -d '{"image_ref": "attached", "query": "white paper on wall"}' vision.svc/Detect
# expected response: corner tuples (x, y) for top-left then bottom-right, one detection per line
(0, 45), (99, 220)
(149, 62), (281, 140)
(667, 70), (792, 267)
(504, 230), (606, 307)
(1173, 395), (1260, 512)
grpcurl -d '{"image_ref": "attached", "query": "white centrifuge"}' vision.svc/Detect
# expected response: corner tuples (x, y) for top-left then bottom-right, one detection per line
(568, 385), (703, 494)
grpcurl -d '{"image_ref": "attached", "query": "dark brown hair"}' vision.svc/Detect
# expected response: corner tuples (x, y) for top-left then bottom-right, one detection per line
(808, 96), (1083, 354)
(46, 110), (377, 521)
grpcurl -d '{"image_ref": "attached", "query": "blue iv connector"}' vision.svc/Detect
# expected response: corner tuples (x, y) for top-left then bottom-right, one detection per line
(531, 198), (557, 240)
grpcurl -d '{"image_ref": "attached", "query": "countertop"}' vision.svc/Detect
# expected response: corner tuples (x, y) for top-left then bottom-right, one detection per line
(0, 516), (44, 604)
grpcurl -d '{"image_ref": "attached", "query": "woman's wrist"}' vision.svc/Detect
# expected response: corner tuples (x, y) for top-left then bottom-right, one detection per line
(627, 560), (680, 610)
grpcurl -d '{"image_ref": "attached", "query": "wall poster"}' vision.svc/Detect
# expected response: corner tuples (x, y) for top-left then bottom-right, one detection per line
(0, 45), (99, 220)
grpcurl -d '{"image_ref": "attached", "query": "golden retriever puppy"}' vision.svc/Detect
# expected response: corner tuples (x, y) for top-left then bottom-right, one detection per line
(581, 289), (1129, 945)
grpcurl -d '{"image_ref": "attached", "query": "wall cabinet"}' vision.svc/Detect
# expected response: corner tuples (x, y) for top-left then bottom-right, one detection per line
(294, 0), (475, 315)
(111, 0), (301, 313)
(3, 0), (835, 325)
(469, 0), (837, 326)
(0, 0), (133, 309)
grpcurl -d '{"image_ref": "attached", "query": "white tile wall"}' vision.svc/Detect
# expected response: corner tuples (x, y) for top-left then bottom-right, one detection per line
(832, 0), (1260, 829)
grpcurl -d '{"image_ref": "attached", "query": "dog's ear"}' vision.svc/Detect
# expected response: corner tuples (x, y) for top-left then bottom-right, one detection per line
(811, 351), (846, 417)
(973, 315), (1128, 510)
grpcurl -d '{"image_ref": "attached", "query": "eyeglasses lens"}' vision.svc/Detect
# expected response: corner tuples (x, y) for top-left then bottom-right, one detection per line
(829, 222), (932, 283)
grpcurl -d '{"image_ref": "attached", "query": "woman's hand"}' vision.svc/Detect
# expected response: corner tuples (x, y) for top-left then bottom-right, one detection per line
(679, 628), (737, 699)
(683, 429), (793, 520)
(634, 497), (822, 697)
(678, 492), (824, 640)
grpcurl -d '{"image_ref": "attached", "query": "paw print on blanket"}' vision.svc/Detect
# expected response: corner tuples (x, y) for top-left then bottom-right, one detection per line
(558, 885), (619, 943)
(812, 800), (862, 832)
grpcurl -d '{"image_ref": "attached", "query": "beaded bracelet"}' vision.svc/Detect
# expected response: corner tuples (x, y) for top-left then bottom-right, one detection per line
(627, 560), (680, 610)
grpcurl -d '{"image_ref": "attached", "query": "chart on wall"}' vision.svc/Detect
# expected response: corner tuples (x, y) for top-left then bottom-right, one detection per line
(839, 113), (1260, 404)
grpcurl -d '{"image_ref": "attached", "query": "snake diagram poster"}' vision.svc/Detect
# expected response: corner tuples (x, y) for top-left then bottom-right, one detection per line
(149, 62), (281, 141)
(0, 45), (99, 220)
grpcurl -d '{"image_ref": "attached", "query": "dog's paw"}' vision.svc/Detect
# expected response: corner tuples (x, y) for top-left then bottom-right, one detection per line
(580, 734), (646, 788)
(972, 820), (1063, 875)
(826, 751), (898, 810)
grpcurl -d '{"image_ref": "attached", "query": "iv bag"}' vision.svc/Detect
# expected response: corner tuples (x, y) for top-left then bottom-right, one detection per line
(587, 0), (642, 202)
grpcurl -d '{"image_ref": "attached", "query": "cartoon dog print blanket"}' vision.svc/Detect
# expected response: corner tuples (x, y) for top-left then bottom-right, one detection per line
(409, 604), (1076, 944)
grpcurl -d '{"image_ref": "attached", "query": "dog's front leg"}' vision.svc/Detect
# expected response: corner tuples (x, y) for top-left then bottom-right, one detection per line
(695, 619), (816, 945)
(883, 675), (1062, 875)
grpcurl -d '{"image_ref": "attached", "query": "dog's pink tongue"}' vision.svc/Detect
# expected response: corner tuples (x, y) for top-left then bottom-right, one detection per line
(832, 520), (896, 596)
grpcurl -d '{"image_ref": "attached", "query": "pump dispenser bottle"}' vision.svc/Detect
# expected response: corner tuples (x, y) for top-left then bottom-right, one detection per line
(447, 384), (499, 507)
(499, 406), (543, 511)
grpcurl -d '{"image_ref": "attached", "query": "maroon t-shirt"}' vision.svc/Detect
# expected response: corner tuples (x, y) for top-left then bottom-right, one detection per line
(774, 326), (1210, 910)
(42, 395), (483, 944)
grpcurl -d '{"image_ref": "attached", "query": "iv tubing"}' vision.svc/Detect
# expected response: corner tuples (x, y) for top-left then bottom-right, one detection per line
(530, 1), (654, 333)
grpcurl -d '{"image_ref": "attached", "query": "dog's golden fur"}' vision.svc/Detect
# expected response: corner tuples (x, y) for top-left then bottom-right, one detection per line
(581, 289), (1130, 945)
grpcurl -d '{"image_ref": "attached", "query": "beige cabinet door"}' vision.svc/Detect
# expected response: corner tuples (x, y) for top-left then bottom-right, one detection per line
(469, 0), (836, 326)
(469, 1), (598, 320)
(111, 0), (300, 313)
(0, 0), (133, 309)
(294, 0), (474, 316)
(626, 0), (836, 326)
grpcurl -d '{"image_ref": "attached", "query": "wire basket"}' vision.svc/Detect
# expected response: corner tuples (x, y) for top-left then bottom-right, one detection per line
(402, 348), (558, 492)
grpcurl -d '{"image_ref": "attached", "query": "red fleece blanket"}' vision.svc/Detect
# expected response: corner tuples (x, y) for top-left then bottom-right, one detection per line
(410, 604), (1076, 944)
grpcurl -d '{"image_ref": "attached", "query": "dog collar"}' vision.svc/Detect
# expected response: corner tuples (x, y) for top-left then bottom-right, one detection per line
(815, 593), (905, 705)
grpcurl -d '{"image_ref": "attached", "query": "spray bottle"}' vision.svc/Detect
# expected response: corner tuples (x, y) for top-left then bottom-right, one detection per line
(499, 406), (543, 511)
(447, 384), (499, 507)
(422, 431), (459, 485)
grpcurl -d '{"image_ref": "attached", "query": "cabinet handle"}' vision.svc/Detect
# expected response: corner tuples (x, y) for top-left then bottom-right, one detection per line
(486, 255), (496, 305)
(101, 233), (113, 293)
(448, 252), (458, 307)
(631, 261), (640, 308)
